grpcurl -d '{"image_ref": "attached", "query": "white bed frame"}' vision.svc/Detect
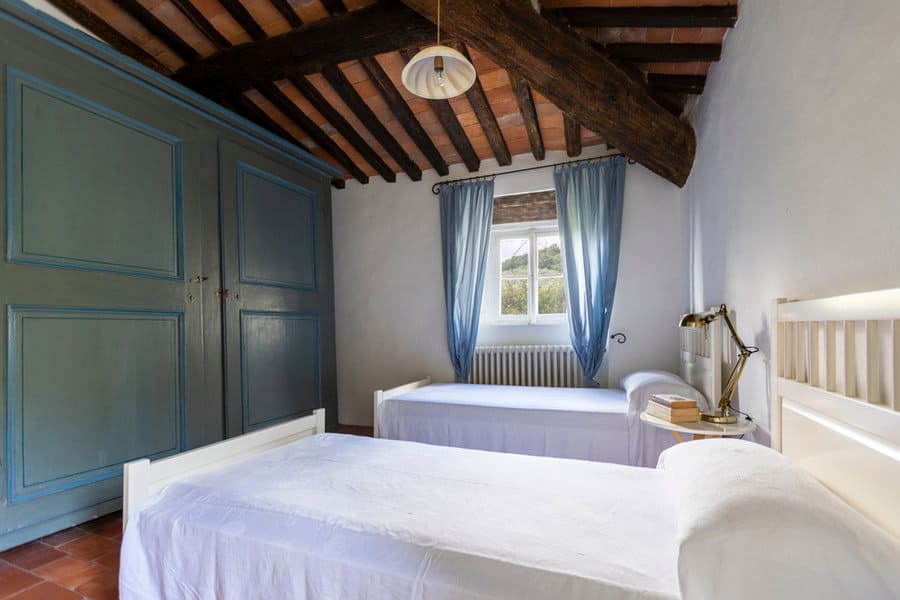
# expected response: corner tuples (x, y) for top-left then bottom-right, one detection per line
(122, 409), (325, 528)
(772, 288), (900, 539)
(373, 318), (724, 438)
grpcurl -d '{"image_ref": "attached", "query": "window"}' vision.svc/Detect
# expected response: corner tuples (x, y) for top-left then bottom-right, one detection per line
(491, 222), (567, 324)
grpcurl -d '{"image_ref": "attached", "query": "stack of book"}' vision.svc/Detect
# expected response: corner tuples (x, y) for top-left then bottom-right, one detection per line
(647, 394), (700, 423)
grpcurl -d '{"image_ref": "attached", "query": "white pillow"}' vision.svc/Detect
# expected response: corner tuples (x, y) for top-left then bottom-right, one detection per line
(657, 439), (900, 600)
(619, 370), (708, 416)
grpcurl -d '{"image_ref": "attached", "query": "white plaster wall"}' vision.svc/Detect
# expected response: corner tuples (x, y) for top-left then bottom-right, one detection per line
(684, 0), (900, 439)
(334, 149), (688, 426)
(21, 0), (100, 38)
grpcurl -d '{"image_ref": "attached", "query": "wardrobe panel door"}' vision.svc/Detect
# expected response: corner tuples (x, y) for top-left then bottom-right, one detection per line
(219, 139), (336, 436)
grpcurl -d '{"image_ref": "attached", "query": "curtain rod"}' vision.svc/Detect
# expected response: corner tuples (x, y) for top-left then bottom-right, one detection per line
(431, 152), (635, 194)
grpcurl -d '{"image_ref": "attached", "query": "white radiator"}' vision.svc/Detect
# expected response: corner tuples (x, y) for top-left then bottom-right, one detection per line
(469, 345), (582, 387)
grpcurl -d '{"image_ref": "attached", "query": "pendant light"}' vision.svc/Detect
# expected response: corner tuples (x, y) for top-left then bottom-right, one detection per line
(401, 0), (476, 100)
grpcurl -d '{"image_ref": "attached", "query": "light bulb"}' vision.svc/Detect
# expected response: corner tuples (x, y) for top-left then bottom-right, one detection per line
(433, 55), (446, 88)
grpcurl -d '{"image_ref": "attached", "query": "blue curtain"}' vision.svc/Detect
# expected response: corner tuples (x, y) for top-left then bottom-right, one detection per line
(554, 157), (626, 386)
(440, 179), (495, 382)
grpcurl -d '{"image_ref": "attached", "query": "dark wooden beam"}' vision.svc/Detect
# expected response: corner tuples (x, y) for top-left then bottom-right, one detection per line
(605, 43), (721, 63)
(563, 115), (581, 158)
(357, 56), (449, 176)
(174, 3), (437, 98)
(449, 42), (511, 167)
(648, 74), (707, 94)
(43, 0), (172, 74)
(545, 5), (738, 28)
(509, 72), (545, 162)
(319, 0), (347, 14)
(289, 76), (396, 183)
(257, 83), (370, 184)
(116, 0), (201, 63)
(399, 48), (479, 173)
(169, 0), (231, 50)
(321, 65), (422, 181)
(269, 0), (304, 28)
(218, 0), (267, 41)
(400, 0), (696, 185)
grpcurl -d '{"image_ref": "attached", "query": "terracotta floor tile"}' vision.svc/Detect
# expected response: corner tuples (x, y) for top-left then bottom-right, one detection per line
(34, 555), (107, 590)
(8, 581), (82, 600)
(76, 569), (118, 600)
(40, 528), (87, 548)
(93, 550), (120, 571)
(78, 514), (122, 540)
(0, 541), (65, 570)
(0, 561), (42, 598)
(58, 534), (119, 561)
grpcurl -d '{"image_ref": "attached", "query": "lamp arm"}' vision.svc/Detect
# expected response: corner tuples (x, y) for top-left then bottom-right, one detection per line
(714, 305), (754, 416)
(717, 305), (752, 354)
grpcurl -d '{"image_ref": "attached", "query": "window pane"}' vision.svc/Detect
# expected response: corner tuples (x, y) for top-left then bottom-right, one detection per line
(537, 235), (563, 276)
(500, 238), (529, 277)
(500, 279), (528, 316)
(538, 277), (567, 315)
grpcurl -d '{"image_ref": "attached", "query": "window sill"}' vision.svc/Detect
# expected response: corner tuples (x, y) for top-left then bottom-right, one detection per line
(482, 319), (567, 327)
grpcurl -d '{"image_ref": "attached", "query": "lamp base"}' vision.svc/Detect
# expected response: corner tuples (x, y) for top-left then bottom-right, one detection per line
(701, 411), (738, 424)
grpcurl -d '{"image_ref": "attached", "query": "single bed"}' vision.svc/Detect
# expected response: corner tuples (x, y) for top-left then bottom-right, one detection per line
(374, 321), (722, 467)
(120, 288), (900, 599)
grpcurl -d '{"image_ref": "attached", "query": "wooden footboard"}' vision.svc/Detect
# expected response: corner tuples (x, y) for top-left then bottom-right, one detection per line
(123, 409), (325, 528)
(373, 377), (432, 438)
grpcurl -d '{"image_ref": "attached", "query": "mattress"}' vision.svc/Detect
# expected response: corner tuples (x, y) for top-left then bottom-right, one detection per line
(120, 433), (679, 600)
(378, 383), (632, 463)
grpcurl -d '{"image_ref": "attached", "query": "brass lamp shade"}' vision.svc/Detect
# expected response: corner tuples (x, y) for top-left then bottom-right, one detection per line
(678, 312), (716, 329)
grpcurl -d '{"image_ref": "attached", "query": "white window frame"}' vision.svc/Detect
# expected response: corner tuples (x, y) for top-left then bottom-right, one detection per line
(490, 220), (567, 326)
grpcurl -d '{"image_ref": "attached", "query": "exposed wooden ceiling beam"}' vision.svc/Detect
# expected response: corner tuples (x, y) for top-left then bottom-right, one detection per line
(449, 42), (511, 167)
(545, 5), (738, 28)
(399, 48), (480, 173)
(606, 43), (721, 63)
(648, 74), (707, 94)
(116, 0), (201, 63)
(290, 76), (396, 183)
(509, 72), (545, 162)
(43, 0), (172, 74)
(563, 115), (581, 158)
(256, 83), (370, 184)
(400, 0), (695, 185)
(321, 65), (422, 181)
(358, 56), (449, 176)
(227, 94), (346, 189)
(169, 0), (232, 50)
(319, 0), (348, 14)
(218, 0), (267, 41)
(269, 0), (304, 28)
(174, 3), (437, 98)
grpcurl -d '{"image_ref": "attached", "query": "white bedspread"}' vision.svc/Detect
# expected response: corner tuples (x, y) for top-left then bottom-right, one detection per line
(378, 383), (677, 465)
(120, 434), (679, 600)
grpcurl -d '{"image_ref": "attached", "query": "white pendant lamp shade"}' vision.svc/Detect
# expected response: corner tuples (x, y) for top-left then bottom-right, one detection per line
(401, 45), (476, 100)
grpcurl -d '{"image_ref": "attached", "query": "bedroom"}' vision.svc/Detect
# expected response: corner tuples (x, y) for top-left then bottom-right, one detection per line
(1, 0), (900, 598)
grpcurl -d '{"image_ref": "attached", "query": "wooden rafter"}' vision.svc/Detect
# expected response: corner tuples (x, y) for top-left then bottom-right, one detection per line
(563, 116), (581, 158)
(290, 76), (396, 183)
(256, 83), (369, 184)
(116, 0), (201, 63)
(648, 74), (706, 94)
(399, 0), (696, 185)
(269, 0), (304, 28)
(509, 72), (545, 162)
(399, 48), (479, 173)
(321, 65), (422, 181)
(358, 56), (449, 176)
(605, 43), (721, 63)
(449, 42), (511, 167)
(43, 0), (171, 74)
(218, 0), (267, 41)
(174, 3), (437, 98)
(169, 0), (231, 50)
(545, 5), (738, 28)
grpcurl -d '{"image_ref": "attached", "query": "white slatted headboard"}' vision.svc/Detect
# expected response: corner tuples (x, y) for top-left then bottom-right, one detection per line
(680, 313), (722, 410)
(772, 288), (900, 539)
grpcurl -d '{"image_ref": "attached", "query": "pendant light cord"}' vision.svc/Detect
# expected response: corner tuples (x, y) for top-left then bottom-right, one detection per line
(436, 0), (441, 47)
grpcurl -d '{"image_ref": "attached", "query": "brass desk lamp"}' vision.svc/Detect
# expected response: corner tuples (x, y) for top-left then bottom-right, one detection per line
(679, 304), (758, 424)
